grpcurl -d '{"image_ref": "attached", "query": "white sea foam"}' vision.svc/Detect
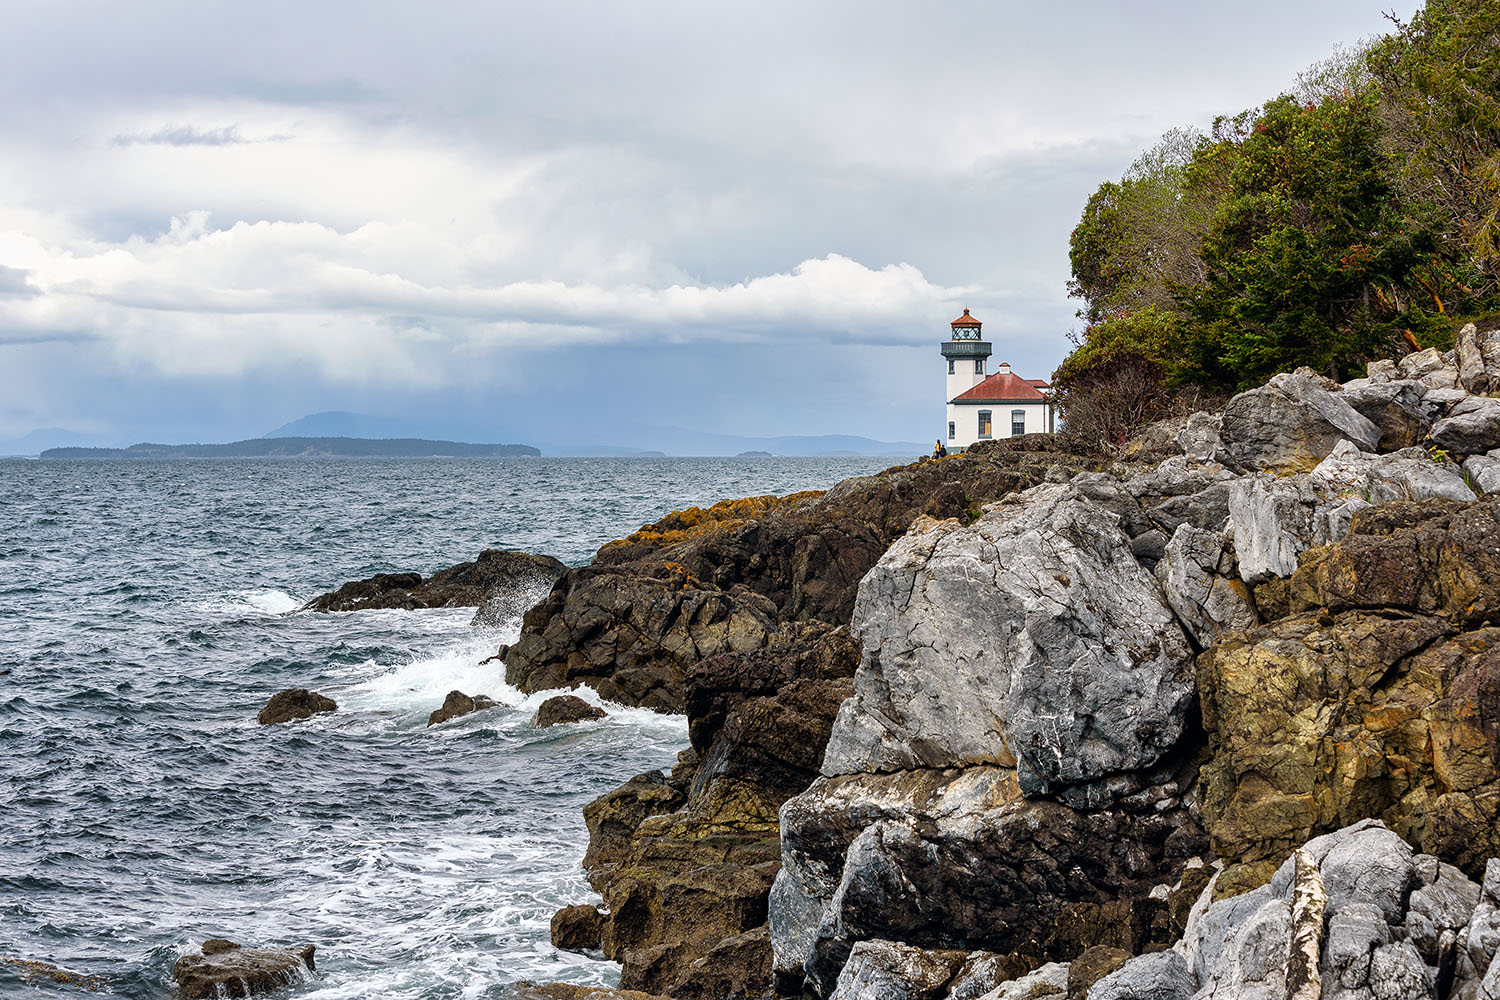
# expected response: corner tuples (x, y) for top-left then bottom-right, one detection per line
(333, 632), (519, 718)
(194, 587), (305, 617)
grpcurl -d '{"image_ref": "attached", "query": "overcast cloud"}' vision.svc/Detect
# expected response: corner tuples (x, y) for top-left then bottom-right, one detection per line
(0, 1), (1415, 449)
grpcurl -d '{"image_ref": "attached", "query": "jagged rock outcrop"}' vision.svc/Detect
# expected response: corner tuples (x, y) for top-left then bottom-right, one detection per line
(303, 548), (566, 615)
(1198, 496), (1500, 882)
(172, 940), (315, 999)
(530, 337), (1500, 1000)
(772, 762), (1207, 998)
(820, 483), (1195, 794)
(577, 624), (861, 996)
(257, 687), (336, 725)
(1090, 822), (1500, 1000)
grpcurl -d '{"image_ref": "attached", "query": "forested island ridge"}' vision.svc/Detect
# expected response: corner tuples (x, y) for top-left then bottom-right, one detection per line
(40, 437), (540, 459)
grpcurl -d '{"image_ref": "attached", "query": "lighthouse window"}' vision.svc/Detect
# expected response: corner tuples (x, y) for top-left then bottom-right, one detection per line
(974, 359), (984, 375)
(978, 411), (992, 438)
(1011, 410), (1026, 436)
(948, 359), (955, 375)
(947, 421), (955, 440)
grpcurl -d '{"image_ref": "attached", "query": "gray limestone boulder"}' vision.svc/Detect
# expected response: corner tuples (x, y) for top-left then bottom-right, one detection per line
(1399, 347), (1461, 389)
(1337, 378), (1438, 452)
(1225, 475), (1366, 584)
(1219, 369), (1380, 474)
(978, 963), (1070, 1000)
(820, 483), (1194, 793)
(1456, 860), (1500, 1000)
(1155, 524), (1259, 648)
(948, 954), (1035, 1000)
(1086, 951), (1193, 1000)
(829, 940), (968, 1000)
(1465, 451), (1500, 494)
(1433, 396), (1500, 455)
(1458, 323), (1490, 394)
(1176, 412), (1224, 464)
(1309, 439), (1475, 505)
(1481, 326), (1500, 389)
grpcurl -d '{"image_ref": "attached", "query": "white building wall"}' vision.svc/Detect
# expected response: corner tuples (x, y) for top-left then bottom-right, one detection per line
(944, 356), (987, 403)
(945, 401), (1051, 449)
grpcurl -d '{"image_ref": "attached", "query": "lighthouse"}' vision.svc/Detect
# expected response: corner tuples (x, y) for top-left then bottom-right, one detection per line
(942, 308), (991, 400)
(942, 309), (1054, 450)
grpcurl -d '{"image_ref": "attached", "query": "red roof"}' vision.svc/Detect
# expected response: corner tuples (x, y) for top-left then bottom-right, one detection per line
(951, 371), (1049, 403)
(951, 308), (982, 328)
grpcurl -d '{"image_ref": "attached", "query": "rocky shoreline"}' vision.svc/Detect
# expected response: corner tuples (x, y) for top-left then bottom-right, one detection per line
(501, 327), (1500, 999)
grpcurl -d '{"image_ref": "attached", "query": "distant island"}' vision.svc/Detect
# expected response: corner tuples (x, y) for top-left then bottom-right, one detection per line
(40, 437), (541, 459)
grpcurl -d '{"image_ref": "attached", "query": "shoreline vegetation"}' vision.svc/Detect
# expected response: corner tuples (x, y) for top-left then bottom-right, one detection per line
(1052, 1), (1500, 451)
(37, 436), (541, 459)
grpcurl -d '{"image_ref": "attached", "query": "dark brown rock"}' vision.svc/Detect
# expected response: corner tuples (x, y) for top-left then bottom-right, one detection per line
(1199, 498), (1500, 880)
(172, 940), (315, 999)
(1066, 946), (1132, 1000)
(427, 690), (498, 726)
(671, 925), (775, 1000)
(554, 625), (860, 997)
(550, 904), (604, 952)
(256, 688), (336, 726)
(304, 549), (565, 613)
(533, 695), (607, 728)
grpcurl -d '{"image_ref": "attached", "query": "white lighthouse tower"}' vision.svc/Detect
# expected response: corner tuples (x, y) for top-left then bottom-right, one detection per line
(942, 308), (991, 398)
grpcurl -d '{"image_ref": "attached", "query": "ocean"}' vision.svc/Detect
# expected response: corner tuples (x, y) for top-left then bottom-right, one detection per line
(0, 455), (898, 999)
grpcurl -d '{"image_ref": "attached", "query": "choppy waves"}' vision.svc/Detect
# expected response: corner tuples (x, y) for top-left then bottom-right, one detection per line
(0, 456), (892, 997)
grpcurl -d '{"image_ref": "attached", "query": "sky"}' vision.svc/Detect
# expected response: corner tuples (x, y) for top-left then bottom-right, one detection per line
(0, 1), (1417, 451)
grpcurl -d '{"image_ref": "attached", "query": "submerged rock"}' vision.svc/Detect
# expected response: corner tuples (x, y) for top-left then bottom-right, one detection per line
(427, 690), (498, 726)
(0, 957), (108, 991)
(172, 939), (315, 999)
(533, 694), (608, 728)
(256, 688), (336, 726)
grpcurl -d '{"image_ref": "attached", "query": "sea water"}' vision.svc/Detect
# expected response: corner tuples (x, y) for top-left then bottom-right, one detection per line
(0, 455), (896, 998)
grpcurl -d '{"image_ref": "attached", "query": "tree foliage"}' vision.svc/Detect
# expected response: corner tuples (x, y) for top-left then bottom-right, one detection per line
(1058, 0), (1500, 406)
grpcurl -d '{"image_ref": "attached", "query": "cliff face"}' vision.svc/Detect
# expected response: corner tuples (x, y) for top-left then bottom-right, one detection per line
(504, 436), (1098, 712)
(520, 324), (1500, 1000)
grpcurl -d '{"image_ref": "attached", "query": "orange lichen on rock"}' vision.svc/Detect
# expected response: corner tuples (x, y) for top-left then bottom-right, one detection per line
(601, 492), (826, 554)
